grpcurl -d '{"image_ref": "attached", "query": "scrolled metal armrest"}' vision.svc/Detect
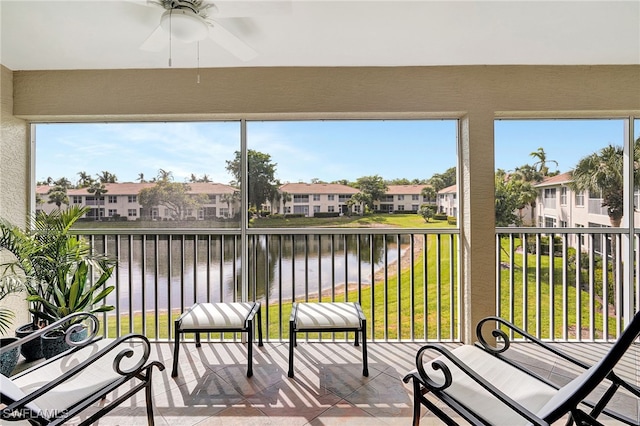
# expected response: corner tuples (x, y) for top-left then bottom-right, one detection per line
(4, 333), (158, 418)
(475, 316), (591, 369)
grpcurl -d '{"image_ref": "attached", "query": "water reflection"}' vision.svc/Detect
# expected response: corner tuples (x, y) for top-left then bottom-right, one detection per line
(100, 234), (409, 312)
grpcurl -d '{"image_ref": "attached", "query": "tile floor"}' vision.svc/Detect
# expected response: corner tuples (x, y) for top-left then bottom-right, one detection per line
(10, 340), (640, 425)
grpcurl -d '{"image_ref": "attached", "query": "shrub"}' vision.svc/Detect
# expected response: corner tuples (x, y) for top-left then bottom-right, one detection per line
(433, 213), (447, 221)
(447, 216), (457, 225)
(314, 212), (340, 218)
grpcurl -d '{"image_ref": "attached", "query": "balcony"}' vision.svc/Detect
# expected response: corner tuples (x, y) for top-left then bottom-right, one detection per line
(44, 226), (637, 423)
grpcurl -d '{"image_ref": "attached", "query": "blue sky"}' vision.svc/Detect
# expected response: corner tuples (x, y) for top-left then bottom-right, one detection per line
(35, 119), (639, 186)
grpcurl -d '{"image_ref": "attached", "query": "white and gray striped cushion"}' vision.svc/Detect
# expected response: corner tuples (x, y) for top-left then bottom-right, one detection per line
(179, 302), (255, 330)
(295, 302), (361, 329)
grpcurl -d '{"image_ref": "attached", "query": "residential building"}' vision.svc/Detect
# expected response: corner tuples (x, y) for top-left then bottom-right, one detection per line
(374, 184), (431, 213)
(274, 183), (360, 216)
(437, 184), (457, 217)
(36, 182), (240, 221)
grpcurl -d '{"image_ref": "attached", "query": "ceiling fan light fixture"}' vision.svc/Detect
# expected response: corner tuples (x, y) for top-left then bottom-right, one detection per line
(160, 9), (209, 43)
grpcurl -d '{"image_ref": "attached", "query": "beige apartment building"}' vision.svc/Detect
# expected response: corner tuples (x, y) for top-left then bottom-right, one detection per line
(273, 183), (360, 216)
(436, 184), (458, 217)
(373, 185), (431, 213)
(36, 182), (240, 221)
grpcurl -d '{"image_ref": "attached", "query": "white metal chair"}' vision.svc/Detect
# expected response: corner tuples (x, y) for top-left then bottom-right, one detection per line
(0, 313), (165, 426)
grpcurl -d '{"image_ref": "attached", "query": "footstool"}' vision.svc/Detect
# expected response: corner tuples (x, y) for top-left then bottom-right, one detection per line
(288, 302), (368, 378)
(172, 302), (263, 378)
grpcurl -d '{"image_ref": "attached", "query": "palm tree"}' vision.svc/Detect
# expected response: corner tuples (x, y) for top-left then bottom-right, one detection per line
(46, 185), (69, 209)
(77, 171), (93, 188)
(512, 164), (543, 225)
(137, 173), (146, 183)
(87, 182), (108, 220)
(420, 186), (436, 205)
(97, 171), (117, 183)
(157, 169), (173, 182)
(281, 191), (292, 216)
(530, 147), (558, 177)
(568, 144), (640, 228)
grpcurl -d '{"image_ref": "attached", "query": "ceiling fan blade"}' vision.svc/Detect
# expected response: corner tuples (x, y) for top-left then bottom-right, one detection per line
(208, 1), (292, 18)
(140, 24), (168, 52)
(209, 21), (258, 61)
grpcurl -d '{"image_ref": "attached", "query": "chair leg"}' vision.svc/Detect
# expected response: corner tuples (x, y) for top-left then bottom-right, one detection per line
(288, 319), (295, 378)
(145, 367), (156, 426)
(171, 321), (180, 377)
(195, 332), (201, 348)
(247, 320), (254, 378)
(361, 320), (369, 377)
(257, 306), (264, 347)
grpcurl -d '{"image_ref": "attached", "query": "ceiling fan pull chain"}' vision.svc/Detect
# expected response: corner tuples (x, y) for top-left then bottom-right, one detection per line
(168, 9), (172, 67)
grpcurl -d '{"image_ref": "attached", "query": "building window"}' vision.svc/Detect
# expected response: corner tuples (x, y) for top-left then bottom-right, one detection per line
(208, 194), (216, 203)
(575, 191), (584, 207)
(293, 194), (309, 203)
(128, 195), (137, 203)
(560, 220), (567, 227)
(127, 209), (137, 217)
(543, 188), (556, 209)
(412, 204), (419, 211)
(328, 195), (335, 201)
(338, 194), (352, 202)
(108, 209), (117, 216)
(152, 208), (158, 218)
(412, 194), (419, 201)
(397, 205), (404, 211)
(544, 217), (557, 227)
(108, 195), (117, 203)
(72, 196), (82, 204)
(328, 206), (335, 213)
(397, 195), (404, 201)
(560, 187), (567, 205)
(313, 205), (320, 213)
(313, 194), (320, 201)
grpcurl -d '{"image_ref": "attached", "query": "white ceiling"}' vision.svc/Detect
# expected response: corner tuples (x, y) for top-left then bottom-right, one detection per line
(1, 0), (639, 71)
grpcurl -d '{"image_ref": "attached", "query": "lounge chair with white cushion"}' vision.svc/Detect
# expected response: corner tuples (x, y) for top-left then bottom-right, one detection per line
(403, 311), (640, 425)
(0, 313), (165, 426)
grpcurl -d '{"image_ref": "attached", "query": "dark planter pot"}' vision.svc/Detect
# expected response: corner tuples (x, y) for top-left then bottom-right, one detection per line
(41, 327), (88, 359)
(0, 337), (21, 377)
(15, 323), (44, 361)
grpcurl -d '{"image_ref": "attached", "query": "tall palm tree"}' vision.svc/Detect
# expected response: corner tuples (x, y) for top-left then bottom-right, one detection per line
(87, 182), (108, 220)
(281, 191), (292, 215)
(420, 186), (436, 205)
(530, 147), (558, 177)
(513, 164), (543, 225)
(97, 171), (117, 184)
(76, 171), (93, 188)
(46, 186), (69, 209)
(137, 173), (146, 183)
(569, 143), (640, 227)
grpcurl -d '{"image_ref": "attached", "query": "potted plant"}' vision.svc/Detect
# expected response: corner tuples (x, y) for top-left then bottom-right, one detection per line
(0, 278), (24, 376)
(0, 206), (116, 360)
(29, 257), (115, 358)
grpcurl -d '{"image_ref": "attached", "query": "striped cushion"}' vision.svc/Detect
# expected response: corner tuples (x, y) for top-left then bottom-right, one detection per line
(295, 302), (361, 329)
(179, 302), (255, 330)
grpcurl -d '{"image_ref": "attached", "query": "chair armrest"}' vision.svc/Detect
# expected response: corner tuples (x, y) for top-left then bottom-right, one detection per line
(475, 316), (591, 369)
(2, 333), (164, 419)
(0, 312), (100, 356)
(289, 303), (298, 323)
(404, 343), (550, 426)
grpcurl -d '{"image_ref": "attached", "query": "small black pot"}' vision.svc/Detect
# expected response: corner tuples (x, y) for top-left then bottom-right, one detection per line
(15, 323), (44, 361)
(41, 327), (88, 359)
(0, 337), (21, 376)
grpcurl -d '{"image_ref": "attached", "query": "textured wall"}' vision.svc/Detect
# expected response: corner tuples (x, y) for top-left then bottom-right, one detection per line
(0, 64), (30, 331)
(4, 65), (640, 341)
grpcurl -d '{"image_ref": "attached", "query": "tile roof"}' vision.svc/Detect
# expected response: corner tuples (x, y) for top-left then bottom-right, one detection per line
(535, 172), (572, 187)
(384, 185), (431, 195)
(36, 182), (239, 196)
(279, 183), (360, 195)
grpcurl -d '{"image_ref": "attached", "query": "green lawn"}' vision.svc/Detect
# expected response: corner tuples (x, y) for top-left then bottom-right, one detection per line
(251, 213), (448, 228)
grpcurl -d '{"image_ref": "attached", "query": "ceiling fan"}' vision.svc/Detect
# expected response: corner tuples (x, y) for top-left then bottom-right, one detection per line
(140, 0), (262, 62)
